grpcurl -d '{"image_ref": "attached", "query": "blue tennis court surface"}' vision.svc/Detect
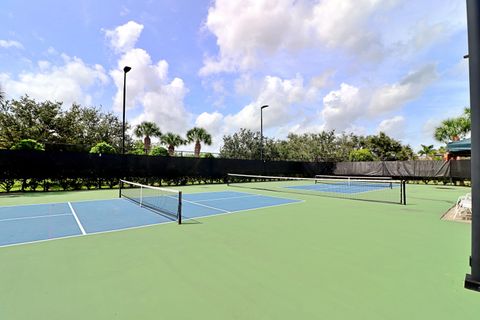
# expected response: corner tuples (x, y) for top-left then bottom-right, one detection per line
(285, 182), (397, 194)
(0, 191), (301, 247)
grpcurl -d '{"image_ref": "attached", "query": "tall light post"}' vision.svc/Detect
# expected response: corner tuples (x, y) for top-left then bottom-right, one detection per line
(465, 0), (480, 292)
(260, 105), (269, 161)
(122, 66), (131, 154)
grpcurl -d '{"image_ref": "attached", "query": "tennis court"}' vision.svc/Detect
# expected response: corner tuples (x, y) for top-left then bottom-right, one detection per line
(0, 182), (478, 319)
(0, 190), (301, 247)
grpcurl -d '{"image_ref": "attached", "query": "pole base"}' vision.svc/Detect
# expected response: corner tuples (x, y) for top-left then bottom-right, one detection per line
(465, 274), (480, 292)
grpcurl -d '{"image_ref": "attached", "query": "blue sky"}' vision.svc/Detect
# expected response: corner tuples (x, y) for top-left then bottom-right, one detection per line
(0, 0), (470, 152)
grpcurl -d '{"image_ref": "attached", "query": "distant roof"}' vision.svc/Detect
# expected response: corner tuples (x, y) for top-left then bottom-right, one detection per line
(447, 138), (471, 154)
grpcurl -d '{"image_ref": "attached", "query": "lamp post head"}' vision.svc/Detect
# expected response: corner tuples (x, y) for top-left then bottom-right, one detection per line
(261, 105), (269, 109)
(123, 66), (132, 73)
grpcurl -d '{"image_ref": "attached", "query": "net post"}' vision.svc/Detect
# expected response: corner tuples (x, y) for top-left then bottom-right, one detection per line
(119, 180), (123, 198)
(178, 191), (182, 225)
(402, 180), (407, 205)
(140, 186), (143, 207)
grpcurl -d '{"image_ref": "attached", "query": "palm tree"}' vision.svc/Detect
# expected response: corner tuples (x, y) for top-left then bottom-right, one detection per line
(434, 108), (471, 144)
(418, 144), (435, 160)
(134, 121), (162, 154)
(161, 132), (185, 156)
(186, 127), (212, 157)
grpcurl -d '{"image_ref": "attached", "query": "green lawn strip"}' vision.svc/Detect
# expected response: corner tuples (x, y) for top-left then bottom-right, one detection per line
(0, 184), (478, 319)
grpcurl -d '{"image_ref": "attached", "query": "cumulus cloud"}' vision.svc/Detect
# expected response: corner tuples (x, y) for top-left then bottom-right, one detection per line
(320, 83), (364, 131)
(196, 111), (224, 131)
(317, 64), (436, 134)
(369, 64), (438, 114)
(0, 54), (108, 106)
(194, 111), (225, 151)
(200, 0), (394, 75)
(194, 74), (319, 151)
(225, 75), (316, 130)
(309, 0), (389, 60)
(132, 77), (190, 134)
(0, 39), (23, 49)
(377, 116), (405, 139)
(104, 21), (144, 53)
(108, 21), (190, 134)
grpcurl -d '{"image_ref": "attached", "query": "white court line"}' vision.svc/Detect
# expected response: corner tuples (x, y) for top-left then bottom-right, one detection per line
(0, 213), (71, 223)
(193, 194), (261, 202)
(0, 197), (122, 208)
(68, 202), (87, 235)
(182, 198), (230, 213)
(182, 199), (305, 221)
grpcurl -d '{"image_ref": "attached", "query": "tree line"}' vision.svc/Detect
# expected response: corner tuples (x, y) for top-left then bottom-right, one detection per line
(0, 95), (213, 158)
(0, 93), (471, 161)
(219, 129), (415, 161)
(220, 107), (471, 162)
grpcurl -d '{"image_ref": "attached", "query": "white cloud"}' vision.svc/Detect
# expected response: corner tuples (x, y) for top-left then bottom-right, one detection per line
(377, 115), (405, 139)
(194, 111), (225, 151)
(193, 74), (319, 151)
(225, 75), (315, 130)
(387, 1), (466, 56)
(320, 83), (364, 131)
(133, 77), (190, 134)
(369, 64), (438, 114)
(196, 111), (224, 131)
(310, 70), (335, 89)
(200, 0), (395, 75)
(104, 21), (144, 53)
(317, 64), (436, 133)
(108, 21), (191, 135)
(37, 60), (50, 70)
(0, 55), (108, 106)
(309, 0), (391, 61)
(0, 39), (23, 49)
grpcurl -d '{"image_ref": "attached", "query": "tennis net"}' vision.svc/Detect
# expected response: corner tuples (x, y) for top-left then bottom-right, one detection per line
(119, 180), (182, 224)
(227, 173), (406, 205)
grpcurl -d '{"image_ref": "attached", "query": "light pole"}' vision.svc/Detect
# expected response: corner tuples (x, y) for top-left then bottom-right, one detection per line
(122, 66), (131, 154)
(260, 105), (269, 161)
(465, 0), (480, 292)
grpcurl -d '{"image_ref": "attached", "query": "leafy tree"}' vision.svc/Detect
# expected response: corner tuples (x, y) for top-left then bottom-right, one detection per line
(10, 139), (44, 151)
(149, 146), (169, 156)
(220, 129), (413, 161)
(349, 149), (374, 161)
(220, 129), (262, 160)
(398, 145), (416, 161)
(134, 121), (162, 154)
(418, 144), (436, 160)
(360, 132), (412, 161)
(58, 104), (127, 151)
(89, 142), (116, 154)
(161, 133), (185, 156)
(127, 140), (146, 155)
(186, 127), (212, 157)
(0, 96), (63, 148)
(0, 96), (128, 151)
(434, 107), (470, 143)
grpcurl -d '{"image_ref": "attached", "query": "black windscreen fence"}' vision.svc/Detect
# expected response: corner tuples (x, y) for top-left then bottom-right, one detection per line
(0, 150), (471, 180)
(334, 160), (456, 179)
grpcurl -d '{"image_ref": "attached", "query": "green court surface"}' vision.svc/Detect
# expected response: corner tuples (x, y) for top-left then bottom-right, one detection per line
(0, 183), (478, 319)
